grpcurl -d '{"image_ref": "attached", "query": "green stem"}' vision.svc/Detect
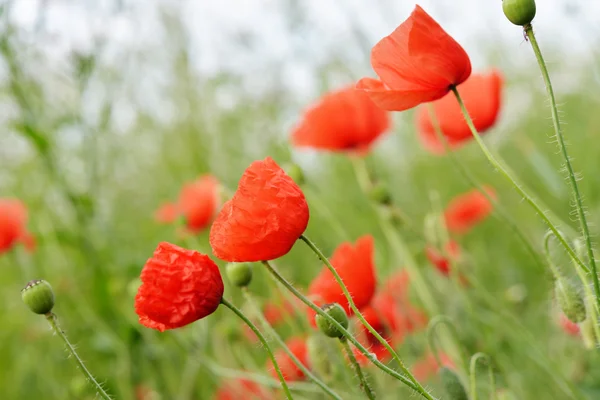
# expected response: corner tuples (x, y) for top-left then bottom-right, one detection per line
(299, 235), (425, 389)
(525, 24), (600, 312)
(45, 313), (112, 400)
(543, 231), (565, 280)
(450, 87), (590, 276)
(570, 240), (600, 344)
(340, 338), (376, 400)
(260, 261), (436, 399)
(469, 353), (495, 400)
(220, 297), (294, 400)
(241, 289), (343, 400)
(426, 316), (467, 371)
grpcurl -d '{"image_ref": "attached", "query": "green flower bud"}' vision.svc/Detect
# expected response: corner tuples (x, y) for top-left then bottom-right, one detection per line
(226, 263), (253, 287)
(439, 367), (468, 400)
(315, 303), (348, 338)
(502, 0), (536, 26)
(21, 279), (55, 315)
(284, 163), (305, 186)
(555, 278), (586, 323)
(368, 182), (392, 205)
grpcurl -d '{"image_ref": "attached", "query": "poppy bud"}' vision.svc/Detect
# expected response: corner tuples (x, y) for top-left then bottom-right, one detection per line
(439, 367), (468, 400)
(502, 0), (536, 26)
(368, 182), (392, 205)
(555, 278), (586, 323)
(21, 279), (55, 315)
(226, 263), (253, 287)
(315, 303), (348, 338)
(284, 163), (305, 186)
(580, 316), (596, 349)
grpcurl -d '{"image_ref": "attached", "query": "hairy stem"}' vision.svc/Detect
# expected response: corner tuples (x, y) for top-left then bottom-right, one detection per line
(340, 338), (376, 400)
(469, 353), (495, 400)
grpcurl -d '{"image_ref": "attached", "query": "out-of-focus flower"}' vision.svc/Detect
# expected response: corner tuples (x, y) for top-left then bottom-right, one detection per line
(291, 86), (390, 153)
(268, 337), (309, 382)
(559, 313), (580, 336)
(0, 198), (35, 254)
(444, 187), (495, 234)
(357, 5), (471, 112)
(214, 378), (273, 400)
(135, 242), (224, 331)
(412, 352), (456, 382)
(425, 241), (461, 276)
(416, 70), (503, 154)
(210, 157), (309, 262)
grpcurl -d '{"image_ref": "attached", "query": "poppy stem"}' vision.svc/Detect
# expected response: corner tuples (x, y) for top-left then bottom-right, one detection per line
(45, 312), (113, 400)
(220, 297), (295, 400)
(450, 88), (592, 280)
(469, 352), (495, 400)
(260, 260), (437, 399)
(427, 106), (545, 272)
(241, 288), (344, 400)
(426, 316), (468, 371)
(298, 235), (433, 396)
(339, 337), (376, 400)
(524, 24), (600, 314)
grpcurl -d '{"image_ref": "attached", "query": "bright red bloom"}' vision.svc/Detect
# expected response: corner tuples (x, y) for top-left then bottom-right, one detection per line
(135, 242), (224, 332)
(416, 70), (504, 154)
(308, 236), (376, 315)
(0, 198), (34, 254)
(444, 187), (495, 234)
(214, 378), (273, 400)
(559, 314), (580, 336)
(268, 337), (309, 382)
(412, 352), (456, 382)
(210, 157), (309, 262)
(357, 6), (471, 112)
(291, 86), (390, 153)
(425, 241), (461, 276)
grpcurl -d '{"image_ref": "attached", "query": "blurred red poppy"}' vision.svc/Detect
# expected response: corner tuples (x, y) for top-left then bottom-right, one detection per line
(264, 296), (304, 326)
(372, 290), (428, 336)
(155, 175), (219, 233)
(559, 314), (580, 336)
(412, 352), (456, 382)
(268, 337), (309, 382)
(291, 86), (390, 153)
(214, 378), (273, 400)
(357, 5), (471, 111)
(308, 236), (376, 316)
(425, 240), (461, 276)
(135, 242), (224, 331)
(416, 70), (503, 154)
(0, 198), (35, 254)
(444, 187), (495, 234)
(210, 157), (309, 262)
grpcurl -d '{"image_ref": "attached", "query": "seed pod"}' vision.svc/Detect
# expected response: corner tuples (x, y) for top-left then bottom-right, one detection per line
(502, 0), (536, 26)
(315, 303), (349, 338)
(555, 278), (586, 323)
(368, 182), (392, 205)
(439, 367), (469, 400)
(226, 263), (253, 287)
(21, 279), (55, 314)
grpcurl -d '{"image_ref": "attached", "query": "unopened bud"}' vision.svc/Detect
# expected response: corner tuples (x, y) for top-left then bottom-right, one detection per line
(315, 303), (348, 338)
(21, 279), (55, 314)
(439, 367), (468, 400)
(226, 263), (253, 287)
(502, 0), (536, 26)
(368, 182), (392, 205)
(555, 278), (586, 323)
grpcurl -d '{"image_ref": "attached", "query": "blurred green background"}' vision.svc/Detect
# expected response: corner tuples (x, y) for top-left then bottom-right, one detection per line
(2, 0), (600, 399)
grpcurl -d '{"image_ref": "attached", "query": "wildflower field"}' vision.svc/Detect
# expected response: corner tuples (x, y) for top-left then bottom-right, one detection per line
(3, 1), (600, 399)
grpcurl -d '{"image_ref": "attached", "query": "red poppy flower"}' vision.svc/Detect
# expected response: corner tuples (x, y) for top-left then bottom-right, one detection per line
(0, 198), (35, 254)
(444, 187), (495, 234)
(425, 240), (461, 276)
(291, 86), (390, 153)
(416, 70), (503, 154)
(308, 236), (376, 316)
(214, 378), (273, 400)
(559, 314), (580, 336)
(357, 5), (471, 112)
(210, 157), (309, 262)
(372, 291), (428, 335)
(268, 337), (309, 382)
(412, 352), (456, 382)
(135, 242), (224, 331)
(264, 297), (304, 326)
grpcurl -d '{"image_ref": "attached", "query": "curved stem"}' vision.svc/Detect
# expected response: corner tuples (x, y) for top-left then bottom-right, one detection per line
(571, 240), (600, 344)
(525, 24), (600, 312)
(45, 313), (112, 400)
(543, 231), (564, 280)
(450, 87), (590, 277)
(260, 260), (436, 399)
(220, 297), (294, 400)
(469, 353), (495, 400)
(299, 235), (426, 390)
(241, 289), (343, 400)
(340, 338), (376, 400)
(426, 316), (467, 370)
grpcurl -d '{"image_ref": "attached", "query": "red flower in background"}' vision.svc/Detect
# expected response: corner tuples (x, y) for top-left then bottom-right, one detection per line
(425, 241), (461, 276)
(416, 70), (503, 154)
(210, 157), (309, 262)
(308, 236), (376, 316)
(135, 242), (224, 331)
(291, 86), (390, 153)
(444, 187), (495, 234)
(352, 305), (394, 365)
(372, 285), (428, 336)
(214, 378), (273, 400)
(357, 6), (471, 111)
(155, 175), (220, 232)
(412, 352), (456, 382)
(264, 297), (304, 326)
(0, 198), (35, 254)
(268, 337), (309, 382)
